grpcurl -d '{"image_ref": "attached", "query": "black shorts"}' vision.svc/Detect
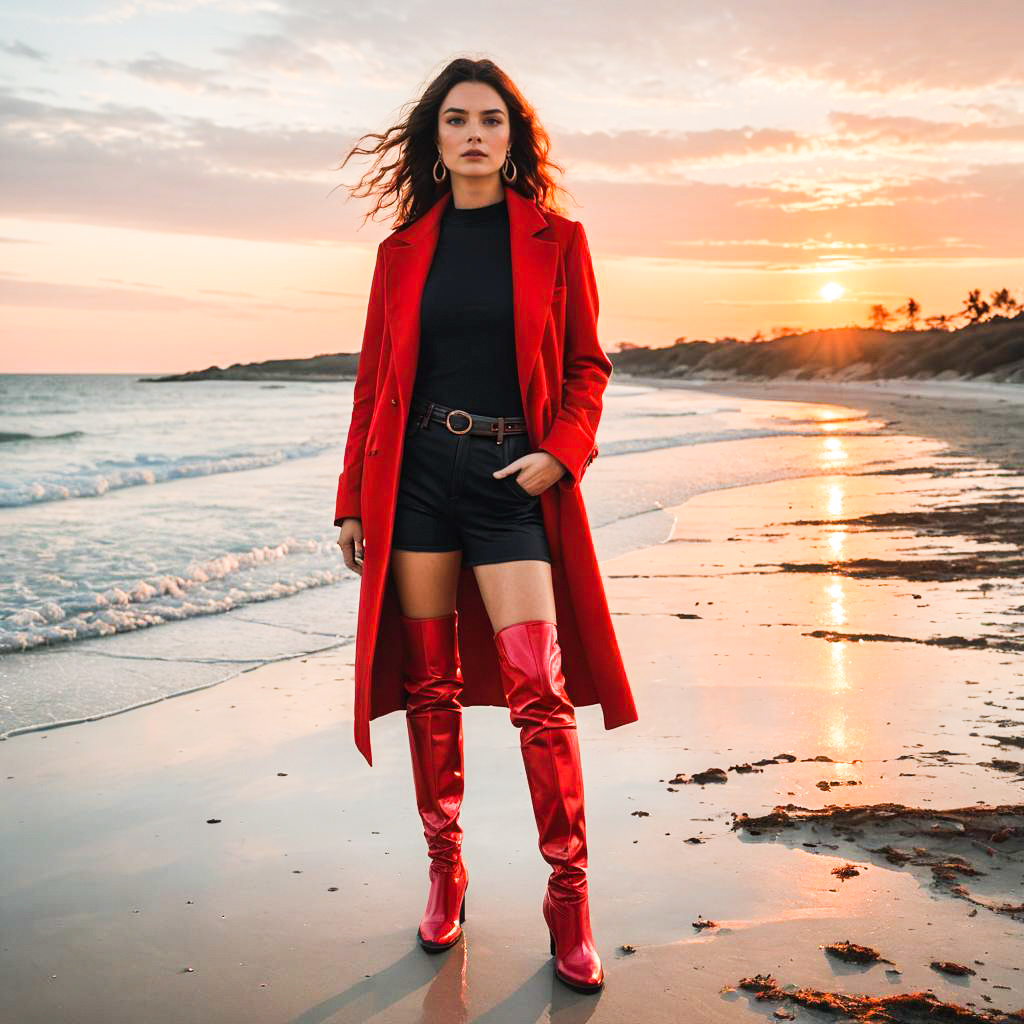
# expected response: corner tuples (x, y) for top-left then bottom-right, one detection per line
(391, 399), (552, 568)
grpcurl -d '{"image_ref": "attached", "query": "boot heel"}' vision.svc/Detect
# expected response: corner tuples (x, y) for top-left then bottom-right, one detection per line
(549, 930), (556, 956)
(460, 892), (467, 924)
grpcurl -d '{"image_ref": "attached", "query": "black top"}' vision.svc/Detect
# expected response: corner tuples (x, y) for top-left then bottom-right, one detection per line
(414, 195), (524, 416)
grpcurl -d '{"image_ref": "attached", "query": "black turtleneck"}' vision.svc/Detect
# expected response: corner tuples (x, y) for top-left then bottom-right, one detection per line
(414, 195), (524, 416)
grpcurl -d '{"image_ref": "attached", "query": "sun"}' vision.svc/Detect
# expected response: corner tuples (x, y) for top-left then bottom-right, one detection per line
(819, 281), (845, 302)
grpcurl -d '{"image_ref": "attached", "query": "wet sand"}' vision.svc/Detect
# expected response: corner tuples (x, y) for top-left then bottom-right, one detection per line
(2, 379), (1023, 1023)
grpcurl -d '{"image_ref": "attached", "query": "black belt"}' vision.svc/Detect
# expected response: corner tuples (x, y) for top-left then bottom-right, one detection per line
(409, 396), (528, 444)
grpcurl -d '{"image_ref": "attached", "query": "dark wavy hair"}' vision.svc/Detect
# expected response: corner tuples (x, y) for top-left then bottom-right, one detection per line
(332, 57), (573, 232)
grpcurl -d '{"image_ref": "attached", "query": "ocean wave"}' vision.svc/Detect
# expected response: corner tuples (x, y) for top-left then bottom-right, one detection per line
(0, 438), (334, 507)
(0, 429), (86, 444)
(0, 536), (351, 654)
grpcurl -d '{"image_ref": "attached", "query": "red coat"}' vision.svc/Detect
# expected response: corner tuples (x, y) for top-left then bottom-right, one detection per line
(335, 183), (638, 766)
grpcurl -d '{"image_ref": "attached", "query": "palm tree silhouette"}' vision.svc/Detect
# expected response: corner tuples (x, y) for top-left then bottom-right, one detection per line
(989, 288), (1020, 316)
(959, 288), (990, 324)
(868, 304), (893, 330)
(896, 297), (921, 331)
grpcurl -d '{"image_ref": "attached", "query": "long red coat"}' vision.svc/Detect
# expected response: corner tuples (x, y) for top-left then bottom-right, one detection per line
(335, 183), (639, 766)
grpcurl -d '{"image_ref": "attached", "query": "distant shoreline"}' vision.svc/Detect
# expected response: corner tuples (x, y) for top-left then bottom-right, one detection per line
(142, 317), (1024, 385)
(140, 372), (358, 382)
(139, 352), (360, 383)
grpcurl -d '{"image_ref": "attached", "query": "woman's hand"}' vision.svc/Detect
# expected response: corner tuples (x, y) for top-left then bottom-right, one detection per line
(493, 450), (567, 496)
(337, 517), (365, 575)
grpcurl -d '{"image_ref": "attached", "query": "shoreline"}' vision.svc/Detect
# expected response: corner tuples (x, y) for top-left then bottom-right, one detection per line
(616, 373), (1024, 474)
(3, 375), (1020, 746)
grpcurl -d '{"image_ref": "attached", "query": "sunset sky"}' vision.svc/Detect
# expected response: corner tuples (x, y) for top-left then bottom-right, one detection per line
(2, 0), (1023, 373)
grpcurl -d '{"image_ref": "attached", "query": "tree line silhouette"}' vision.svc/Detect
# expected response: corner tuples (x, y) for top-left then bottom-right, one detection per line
(867, 287), (1021, 332)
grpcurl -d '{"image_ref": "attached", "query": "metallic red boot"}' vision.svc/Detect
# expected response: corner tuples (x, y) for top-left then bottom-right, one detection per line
(493, 619), (604, 993)
(400, 610), (469, 953)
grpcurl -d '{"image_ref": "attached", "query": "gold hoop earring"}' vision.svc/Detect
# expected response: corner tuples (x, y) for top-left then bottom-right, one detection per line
(501, 151), (517, 183)
(433, 150), (447, 183)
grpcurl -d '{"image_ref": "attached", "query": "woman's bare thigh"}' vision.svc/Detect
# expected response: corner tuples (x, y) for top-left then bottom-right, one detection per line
(471, 559), (556, 633)
(390, 548), (463, 618)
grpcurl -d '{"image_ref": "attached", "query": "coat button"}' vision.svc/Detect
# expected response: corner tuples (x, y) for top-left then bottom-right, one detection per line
(368, 448), (378, 455)
(390, 398), (397, 406)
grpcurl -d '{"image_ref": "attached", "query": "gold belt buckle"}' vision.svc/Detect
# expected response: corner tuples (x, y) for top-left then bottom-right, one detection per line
(445, 408), (473, 435)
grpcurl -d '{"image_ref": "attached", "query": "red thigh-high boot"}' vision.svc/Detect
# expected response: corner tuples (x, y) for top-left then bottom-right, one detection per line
(493, 619), (604, 993)
(400, 610), (469, 953)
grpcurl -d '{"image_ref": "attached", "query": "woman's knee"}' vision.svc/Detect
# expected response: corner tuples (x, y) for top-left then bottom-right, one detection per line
(403, 673), (463, 714)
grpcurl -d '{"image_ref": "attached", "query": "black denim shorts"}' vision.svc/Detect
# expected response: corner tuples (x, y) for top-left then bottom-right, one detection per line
(391, 399), (552, 568)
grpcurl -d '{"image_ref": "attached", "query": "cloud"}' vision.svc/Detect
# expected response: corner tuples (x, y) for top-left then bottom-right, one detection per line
(1, 39), (47, 61)
(217, 32), (335, 76)
(827, 110), (1024, 148)
(0, 271), (344, 314)
(2, 43), (1024, 267)
(0, 88), (377, 243)
(91, 53), (266, 96)
(254, 0), (1024, 95)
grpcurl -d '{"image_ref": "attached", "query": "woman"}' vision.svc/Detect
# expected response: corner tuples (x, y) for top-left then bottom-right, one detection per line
(333, 57), (638, 994)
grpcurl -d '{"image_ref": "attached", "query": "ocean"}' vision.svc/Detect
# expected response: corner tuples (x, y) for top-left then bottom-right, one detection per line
(0, 372), (936, 739)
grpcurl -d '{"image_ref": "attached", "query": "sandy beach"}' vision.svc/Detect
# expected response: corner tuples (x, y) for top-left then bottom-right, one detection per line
(3, 377), (1023, 1023)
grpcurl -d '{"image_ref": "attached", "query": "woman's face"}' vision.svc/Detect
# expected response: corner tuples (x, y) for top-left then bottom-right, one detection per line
(436, 81), (511, 184)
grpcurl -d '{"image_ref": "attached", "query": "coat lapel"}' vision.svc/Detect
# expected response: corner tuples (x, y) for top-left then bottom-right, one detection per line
(383, 183), (559, 411)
